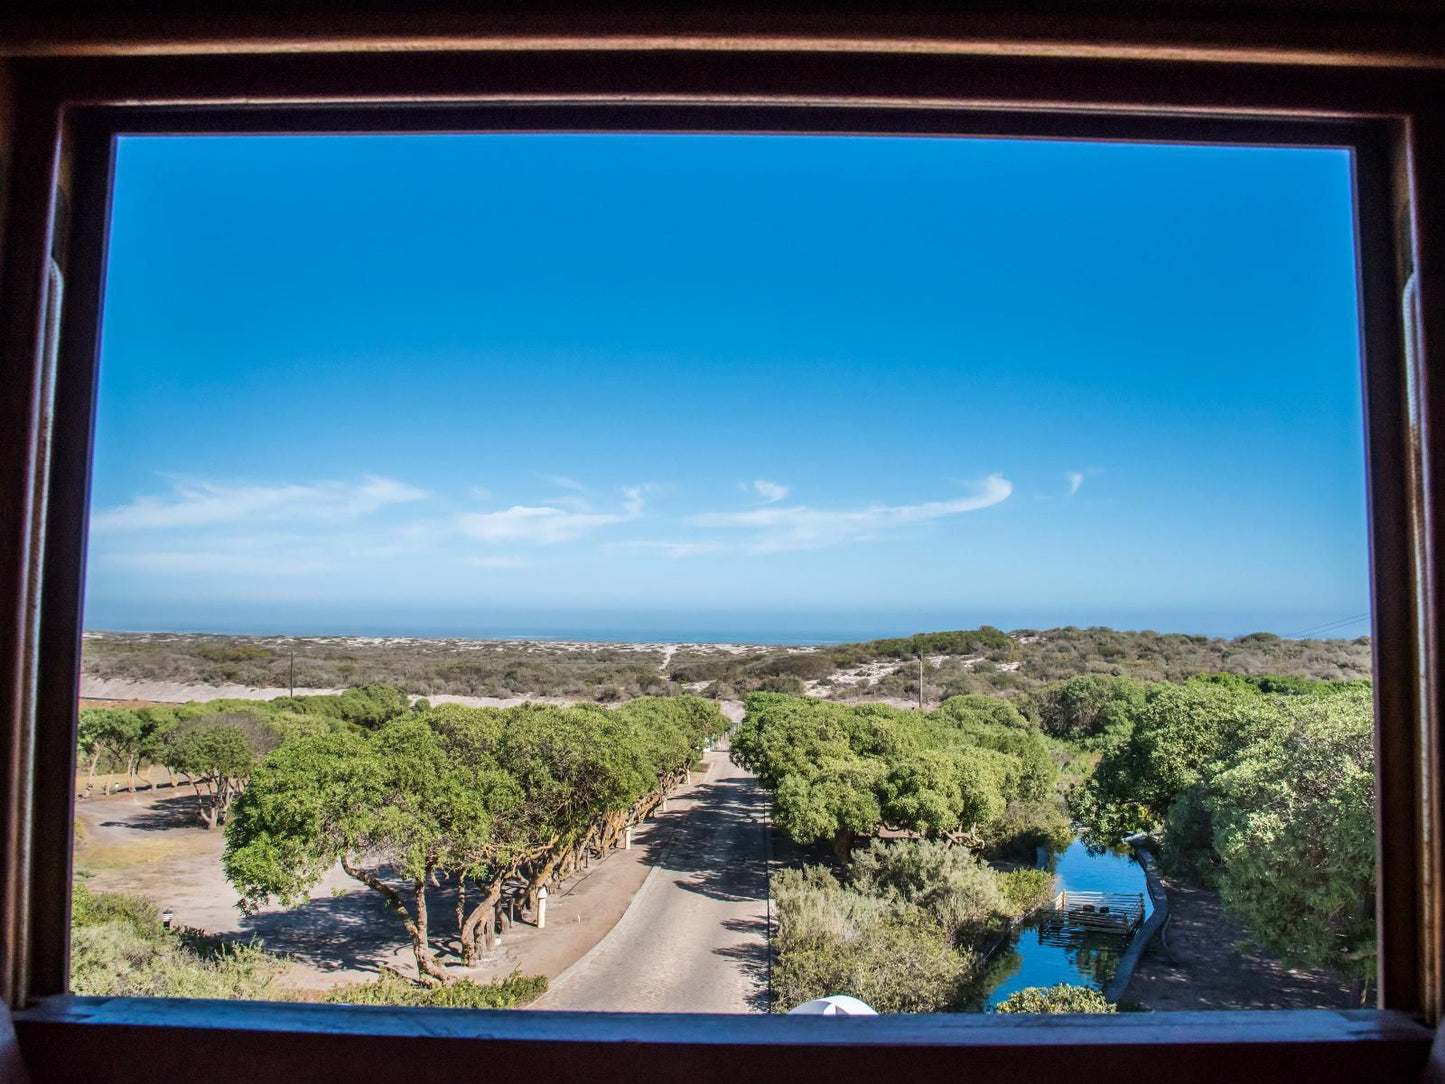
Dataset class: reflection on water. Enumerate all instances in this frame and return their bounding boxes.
[981,838,1153,1009]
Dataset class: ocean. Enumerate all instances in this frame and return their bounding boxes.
[79,603,1373,644]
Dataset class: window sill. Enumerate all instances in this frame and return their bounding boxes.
[12,996,1433,1083]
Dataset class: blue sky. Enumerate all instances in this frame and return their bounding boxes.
[84,133,1369,640]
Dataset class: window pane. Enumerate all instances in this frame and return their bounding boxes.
[73,132,1373,1014]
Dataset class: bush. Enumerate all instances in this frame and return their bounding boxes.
[70,883,290,1000]
[995,983,1115,1014]
[1023,675,1146,742]
[849,839,1013,944]
[1158,784,1219,886]
[322,970,547,1008]
[980,801,1073,862]
[757,674,806,695]
[996,869,1055,917]
[772,866,967,1013]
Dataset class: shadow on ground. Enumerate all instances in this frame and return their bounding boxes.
[715,915,772,1012]
[657,775,769,905]
[99,794,206,832]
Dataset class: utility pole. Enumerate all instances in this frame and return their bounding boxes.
[917,653,924,711]
[289,649,295,698]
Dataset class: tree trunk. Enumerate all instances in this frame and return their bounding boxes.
[340,856,449,984]
[458,878,505,965]
[189,776,209,826]
[831,828,854,868]
[525,841,564,911]
[214,777,236,826]
[599,810,627,852]
[126,753,138,794]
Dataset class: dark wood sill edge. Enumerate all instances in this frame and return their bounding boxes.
[10,998,1434,1083]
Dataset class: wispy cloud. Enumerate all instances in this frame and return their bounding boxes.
[536,473,590,493]
[612,539,730,559]
[466,555,530,569]
[92,474,428,532]
[690,474,1012,553]
[748,479,790,504]
[1065,468,1102,497]
[458,486,649,545]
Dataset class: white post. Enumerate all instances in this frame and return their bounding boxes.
[536,886,548,930]
[625,826,633,850]
[661,796,669,812]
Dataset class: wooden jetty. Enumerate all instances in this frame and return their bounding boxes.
[1039,890,1146,935]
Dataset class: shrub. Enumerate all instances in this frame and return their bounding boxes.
[980,801,1073,862]
[772,866,967,1013]
[322,970,547,1008]
[849,839,1013,945]
[995,983,1115,1014]
[757,674,806,695]
[996,868,1055,918]
[70,883,290,1000]
[1023,675,1146,742]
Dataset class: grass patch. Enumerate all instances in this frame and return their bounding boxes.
[322,970,547,1008]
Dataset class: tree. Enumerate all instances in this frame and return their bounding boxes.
[1075,682,1283,837]
[1023,674,1147,742]
[734,693,1053,861]
[881,749,1005,842]
[1074,679,1377,996]
[223,697,727,982]
[1208,693,1376,998]
[80,707,146,793]
[775,753,885,864]
[76,707,111,792]
[225,722,474,983]
[164,713,277,829]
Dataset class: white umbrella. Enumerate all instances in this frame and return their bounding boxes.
[786,995,878,1016]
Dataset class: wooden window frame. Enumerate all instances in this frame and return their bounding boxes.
[0,41,1443,1082]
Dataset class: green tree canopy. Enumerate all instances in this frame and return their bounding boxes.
[1209,692,1376,987]
[1023,674,1148,743]
[733,693,1055,860]
[225,695,727,981]
[1075,680,1376,988]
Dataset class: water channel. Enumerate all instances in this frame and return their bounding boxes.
[981,837,1155,1008]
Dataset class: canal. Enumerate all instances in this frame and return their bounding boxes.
[981,837,1154,1008]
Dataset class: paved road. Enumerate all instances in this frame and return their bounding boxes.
[532,749,770,1013]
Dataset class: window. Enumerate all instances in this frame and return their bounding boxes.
[74,131,1375,1018]
[1,27,1441,1080]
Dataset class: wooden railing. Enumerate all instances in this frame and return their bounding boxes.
[1043,890,1147,934]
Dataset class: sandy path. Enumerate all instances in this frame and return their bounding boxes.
[530,749,769,1013]
[79,675,583,710]
[80,676,737,713]
[1123,876,1353,1009]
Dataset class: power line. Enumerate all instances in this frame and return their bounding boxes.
[1285,614,1369,638]
[1282,613,1371,639]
